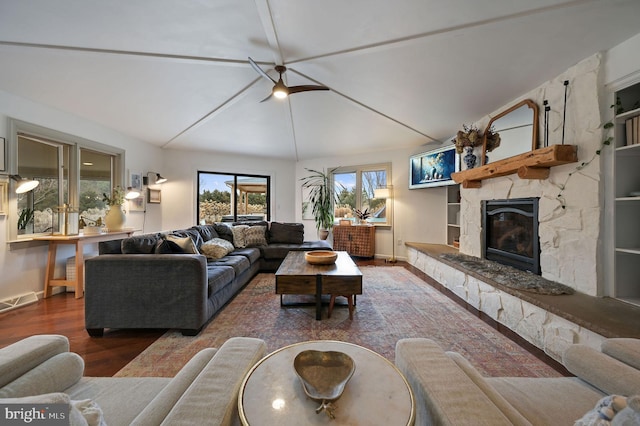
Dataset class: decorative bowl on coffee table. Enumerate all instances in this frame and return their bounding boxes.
[304,250,338,265]
[293,350,355,418]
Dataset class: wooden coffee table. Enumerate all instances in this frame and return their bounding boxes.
[238,340,415,425]
[275,251,362,320]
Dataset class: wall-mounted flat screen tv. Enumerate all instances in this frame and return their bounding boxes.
[409,145,459,189]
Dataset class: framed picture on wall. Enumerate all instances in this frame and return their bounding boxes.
[147,188,161,204]
[0,138,6,172]
[409,145,460,189]
[0,181,7,215]
[130,171,143,191]
[128,195,145,212]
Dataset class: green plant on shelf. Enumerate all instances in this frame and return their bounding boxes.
[556,98,623,209]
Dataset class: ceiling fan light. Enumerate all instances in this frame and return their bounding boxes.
[273,80,289,99]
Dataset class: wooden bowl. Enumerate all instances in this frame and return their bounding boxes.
[305,250,338,265]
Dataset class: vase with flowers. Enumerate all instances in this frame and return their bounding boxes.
[102,186,126,231]
[452,124,501,169]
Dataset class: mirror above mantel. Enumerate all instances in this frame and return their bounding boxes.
[481,99,539,166]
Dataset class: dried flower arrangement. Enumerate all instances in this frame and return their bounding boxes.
[451,124,501,154]
[102,186,126,206]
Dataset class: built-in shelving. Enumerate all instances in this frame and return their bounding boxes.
[612,82,640,306]
[446,185,460,249]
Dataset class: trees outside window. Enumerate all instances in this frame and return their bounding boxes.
[197,172,270,224]
[332,163,391,225]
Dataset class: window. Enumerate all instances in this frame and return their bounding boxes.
[9,119,124,239]
[197,171,270,224]
[333,163,391,226]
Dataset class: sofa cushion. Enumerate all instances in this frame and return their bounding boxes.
[191,225,219,242]
[121,235,160,254]
[268,222,304,244]
[228,247,261,264]
[601,338,640,370]
[231,225,249,248]
[213,223,234,244]
[166,235,199,254]
[245,225,268,247]
[200,238,235,260]
[0,352,84,398]
[206,266,236,296]
[208,255,251,277]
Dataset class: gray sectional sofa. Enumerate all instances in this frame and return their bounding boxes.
[85,221,330,336]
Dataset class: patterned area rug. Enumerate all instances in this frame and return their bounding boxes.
[115,266,560,378]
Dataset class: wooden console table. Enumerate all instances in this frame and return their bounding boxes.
[333,224,375,258]
[34,229,136,299]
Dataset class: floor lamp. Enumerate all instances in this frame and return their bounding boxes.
[374,185,396,263]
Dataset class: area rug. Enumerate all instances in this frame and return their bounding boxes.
[115,266,561,378]
[440,253,575,295]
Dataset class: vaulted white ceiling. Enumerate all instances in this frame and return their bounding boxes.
[1,0,639,161]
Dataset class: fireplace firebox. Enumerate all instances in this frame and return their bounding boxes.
[482,198,540,274]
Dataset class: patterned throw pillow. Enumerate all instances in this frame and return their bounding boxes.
[231,225,250,248]
[200,238,235,259]
[166,235,199,254]
[245,225,268,247]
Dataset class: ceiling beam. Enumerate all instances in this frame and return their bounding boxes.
[290,68,439,143]
[286,0,598,65]
[162,77,262,148]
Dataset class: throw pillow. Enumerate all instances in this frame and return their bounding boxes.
[245,225,268,247]
[121,235,159,254]
[269,222,304,244]
[0,393,102,426]
[200,238,235,260]
[154,237,184,254]
[213,223,235,244]
[231,225,250,248]
[166,235,199,254]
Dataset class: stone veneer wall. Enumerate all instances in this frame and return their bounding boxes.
[461,53,604,297]
[406,54,608,361]
[407,247,605,362]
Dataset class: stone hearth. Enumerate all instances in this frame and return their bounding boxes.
[407,243,606,363]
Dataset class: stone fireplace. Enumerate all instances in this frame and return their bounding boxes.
[482,198,540,274]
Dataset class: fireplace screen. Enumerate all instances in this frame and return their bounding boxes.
[482,198,540,274]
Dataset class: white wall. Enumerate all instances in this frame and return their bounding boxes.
[159,149,297,232]
[296,144,448,261]
[0,90,163,301]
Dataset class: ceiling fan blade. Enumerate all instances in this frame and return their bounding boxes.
[259,93,273,103]
[288,85,330,95]
[248,57,276,84]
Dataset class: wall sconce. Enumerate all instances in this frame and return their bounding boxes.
[10,175,39,194]
[374,185,396,263]
[125,187,141,199]
[143,172,167,186]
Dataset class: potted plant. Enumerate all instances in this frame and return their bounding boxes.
[452,124,500,169]
[353,208,371,225]
[301,168,338,240]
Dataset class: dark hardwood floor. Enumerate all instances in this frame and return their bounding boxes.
[0,258,567,377]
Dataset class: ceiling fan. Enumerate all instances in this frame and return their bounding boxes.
[248,57,329,102]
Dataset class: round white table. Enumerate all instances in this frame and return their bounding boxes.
[238,340,415,425]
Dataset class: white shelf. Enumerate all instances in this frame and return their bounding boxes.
[611,83,640,307]
[616,247,640,255]
[447,224,460,228]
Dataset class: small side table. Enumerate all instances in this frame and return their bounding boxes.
[332,224,376,258]
[34,229,136,299]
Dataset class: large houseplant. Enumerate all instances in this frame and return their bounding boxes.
[301,168,338,240]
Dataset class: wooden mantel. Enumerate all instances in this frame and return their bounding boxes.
[451,144,578,188]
